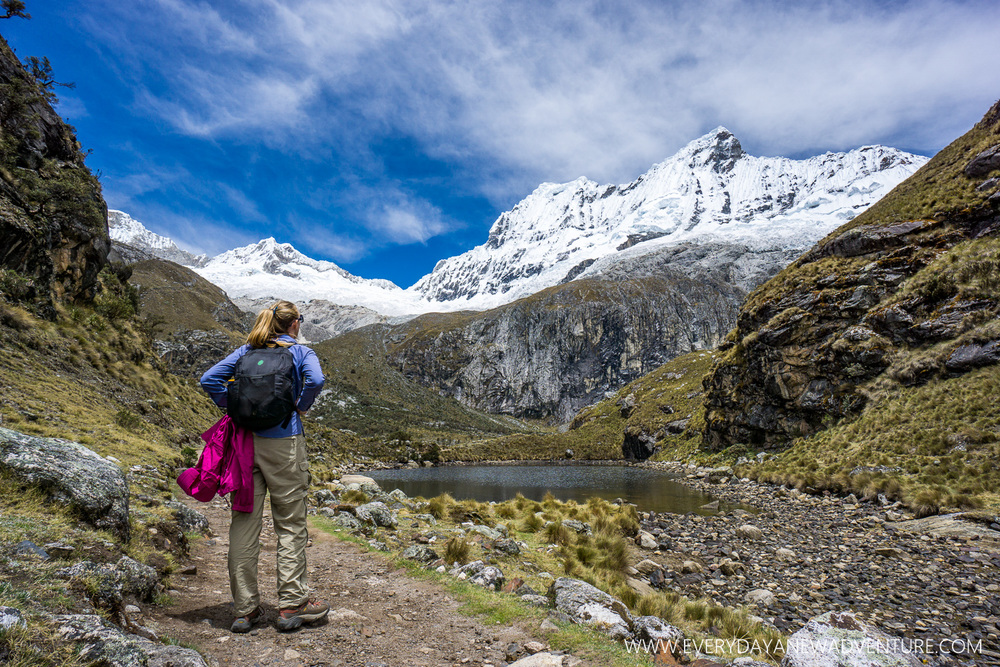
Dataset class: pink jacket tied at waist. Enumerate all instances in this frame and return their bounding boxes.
[177,416,255,512]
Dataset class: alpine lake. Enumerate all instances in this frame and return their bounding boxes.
[364,464,736,515]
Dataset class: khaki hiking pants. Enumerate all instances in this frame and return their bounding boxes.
[229,433,311,616]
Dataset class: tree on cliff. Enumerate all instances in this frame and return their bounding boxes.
[21,55,74,103]
[1,1,30,20]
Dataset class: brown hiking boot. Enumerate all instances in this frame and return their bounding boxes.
[276,598,329,631]
[231,606,263,633]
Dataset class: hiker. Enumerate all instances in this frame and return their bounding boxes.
[199,300,330,633]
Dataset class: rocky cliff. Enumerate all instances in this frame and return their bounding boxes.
[0,36,107,310]
[703,100,1000,450]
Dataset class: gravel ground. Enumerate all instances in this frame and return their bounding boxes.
[639,462,1000,666]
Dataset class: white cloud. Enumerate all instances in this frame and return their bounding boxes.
[91,0,1000,224]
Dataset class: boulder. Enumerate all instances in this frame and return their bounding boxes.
[493,538,522,556]
[0,606,25,630]
[55,614,206,667]
[736,524,765,541]
[354,501,397,528]
[388,488,409,503]
[312,489,338,505]
[561,519,592,535]
[781,610,922,666]
[745,589,776,607]
[964,144,1000,178]
[508,653,566,667]
[57,557,160,611]
[633,616,685,658]
[470,524,502,541]
[0,428,130,541]
[402,544,439,563]
[340,474,377,487]
[470,566,505,591]
[163,501,210,534]
[548,577,633,640]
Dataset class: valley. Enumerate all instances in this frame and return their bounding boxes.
[1,23,998,666]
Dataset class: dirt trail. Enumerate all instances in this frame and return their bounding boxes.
[148,497,565,667]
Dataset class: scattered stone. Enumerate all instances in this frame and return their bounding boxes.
[43,542,76,558]
[470,524,502,541]
[776,547,796,561]
[470,566,505,591]
[561,519,591,535]
[701,500,720,511]
[539,618,559,633]
[633,616,685,659]
[328,608,366,622]
[340,474,376,487]
[637,531,658,550]
[681,560,704,574]
[635,559,662,575]
[522,595,550,608]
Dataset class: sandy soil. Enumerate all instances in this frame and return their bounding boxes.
[147,497,574,667]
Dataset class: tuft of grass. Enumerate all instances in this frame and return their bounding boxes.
[444,536,471,565]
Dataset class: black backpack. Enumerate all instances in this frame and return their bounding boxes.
[227,345,297,431]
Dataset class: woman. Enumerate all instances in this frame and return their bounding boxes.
[199,300,329,633]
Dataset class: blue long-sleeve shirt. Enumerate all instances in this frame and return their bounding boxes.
[199,335,325,438]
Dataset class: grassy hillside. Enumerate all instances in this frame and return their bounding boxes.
[699,100,1000,512]
[309,324,538,449]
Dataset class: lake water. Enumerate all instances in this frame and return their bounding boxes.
[364,464,723,514]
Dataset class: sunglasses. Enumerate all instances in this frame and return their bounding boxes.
[297,315,304,322]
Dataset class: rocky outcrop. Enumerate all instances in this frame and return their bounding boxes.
[0,36,108,308]
[0,427,130,541]
[703,100,1000,449]
[389,271,742,421]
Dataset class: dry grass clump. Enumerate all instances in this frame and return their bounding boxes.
[426,493,455,520]
[444,536,471,565]
[340,489,370,505]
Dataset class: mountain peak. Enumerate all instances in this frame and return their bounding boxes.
[681,127,743,172]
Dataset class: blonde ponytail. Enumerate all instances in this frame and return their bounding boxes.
[246,300,299,348]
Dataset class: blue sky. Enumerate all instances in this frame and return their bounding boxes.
[3,0,999,288]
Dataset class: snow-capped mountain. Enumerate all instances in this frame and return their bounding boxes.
[194,238,423,317]
[108,210,206,266]
[108,128,926,318]
[409,128,927,307]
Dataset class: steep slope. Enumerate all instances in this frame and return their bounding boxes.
[0,35,107,310]
[124,253,252,378]
[410,129,925,309]
[701,100,1000,508]
[307,324,531,441]
[385,268,741,422]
